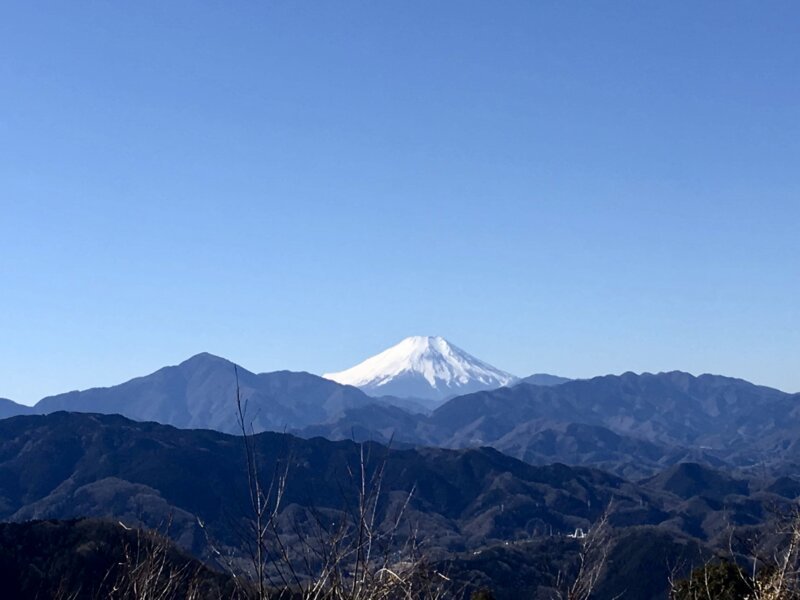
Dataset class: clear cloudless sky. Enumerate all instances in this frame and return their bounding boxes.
[1,1,798,404]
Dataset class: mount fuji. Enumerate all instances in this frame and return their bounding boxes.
[323,336,518,406]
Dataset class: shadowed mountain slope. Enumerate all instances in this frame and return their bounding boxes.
[0,413,797,599]
[0,412,657,556]
[0,519,236,600]
[641,462,749,501]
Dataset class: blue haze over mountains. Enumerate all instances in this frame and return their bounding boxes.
[3,339,799,479]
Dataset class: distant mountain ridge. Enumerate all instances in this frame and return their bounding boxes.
[3,354,798,477]
[518,373,572,386]
[0,399,31,420]
[323,336,518,405]
[0,346,562,435]
[33,353,379,433]
[298,370,800,476]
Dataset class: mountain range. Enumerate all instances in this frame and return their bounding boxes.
[302,370,800,477]
[1,341,798,478]
[1,340,799,598]
[29,352,384,433]
[1,336,532,423]
[1,411,797,598]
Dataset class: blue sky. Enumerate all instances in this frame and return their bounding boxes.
[1,1,798,403]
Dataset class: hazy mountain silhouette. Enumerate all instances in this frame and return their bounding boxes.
[34,353,380,433]
[518,373,572,386]
[0,398,31,420]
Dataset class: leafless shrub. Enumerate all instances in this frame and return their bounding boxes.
[670,504,800,600]
[747,506,800,600]
[107,525,204,600]
[52,577,81,600]
[551,503,618,600]
[225,366,453,600]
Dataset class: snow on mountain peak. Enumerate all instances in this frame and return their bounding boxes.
[323,336,517,404]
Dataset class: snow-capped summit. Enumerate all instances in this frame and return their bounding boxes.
[323,336,518,406]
